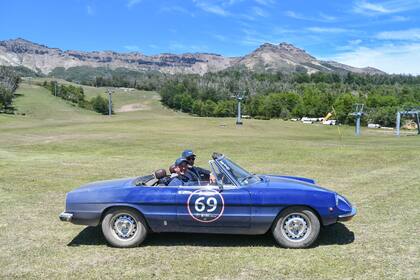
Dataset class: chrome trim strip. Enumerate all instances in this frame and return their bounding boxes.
[338,207,357,221]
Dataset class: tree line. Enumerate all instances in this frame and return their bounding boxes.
[42,81,112,115]
[159,69,420,127]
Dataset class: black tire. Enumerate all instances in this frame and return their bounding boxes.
[272,206,320,248]
[101,207,148,248]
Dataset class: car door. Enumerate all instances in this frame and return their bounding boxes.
[131,185,178,232]
[176,161,251,229]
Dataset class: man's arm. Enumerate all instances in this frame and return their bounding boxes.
[193,166,211,181]
[195,167,210,175]
[186,169,200,181]
[168,177,182,186]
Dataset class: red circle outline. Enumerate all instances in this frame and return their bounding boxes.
[186,189,225,223]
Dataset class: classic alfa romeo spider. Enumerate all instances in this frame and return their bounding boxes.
[59,153,356,248]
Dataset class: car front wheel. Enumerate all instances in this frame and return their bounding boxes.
[101,207,148,248]
[272,206,320,248]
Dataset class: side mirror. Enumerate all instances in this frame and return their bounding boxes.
[216,180,223,192]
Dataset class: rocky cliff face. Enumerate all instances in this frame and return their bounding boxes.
[0,38,234,75]
[0,38,384,75]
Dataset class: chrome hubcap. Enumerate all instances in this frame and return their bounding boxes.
[112,214,137,240]
[281,213,311,242]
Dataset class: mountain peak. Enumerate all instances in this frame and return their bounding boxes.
[258,42,276,48]
[0,38,52,54]
[254,42,315,60]
[278,42,299,49]
[3,38,48,48]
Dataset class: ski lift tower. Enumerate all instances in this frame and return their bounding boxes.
[349,103,364,136]
[107,88,114,116]
[233,93,244,125]
[396,108,420,136]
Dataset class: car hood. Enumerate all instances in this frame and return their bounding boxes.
[260,175,333,193]
[274,175,315,184]
[71,177,135,193]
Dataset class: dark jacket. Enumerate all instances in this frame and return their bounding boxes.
[168,174,194,186]
[186,166,211,182]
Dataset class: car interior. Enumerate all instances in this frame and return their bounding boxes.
[134,166,211,187]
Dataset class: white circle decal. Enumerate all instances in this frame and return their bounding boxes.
[187,189,225,223]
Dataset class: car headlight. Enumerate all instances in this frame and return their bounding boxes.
[336,194,352,212]
[336,194,349,205]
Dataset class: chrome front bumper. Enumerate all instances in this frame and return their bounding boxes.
[338,207,357,222]
[59,212,73,222]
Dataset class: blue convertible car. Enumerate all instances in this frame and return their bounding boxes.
[59,153,356,248]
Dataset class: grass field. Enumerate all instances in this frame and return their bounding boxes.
[0,81,419,279]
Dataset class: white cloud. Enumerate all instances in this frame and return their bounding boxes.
[285,10,336,22]
[376,28,420,41]
[253,6,269,17]
[328,43,420,75]
[160,6,195,16]
[354,1,391,14]
[254,0,274,6]
[349,39,363,45]
[222,0,243,6]
[319,13,336,22]
[127,0,142,8]
[285,10,307,20]
[353,0,420,16]
[307,27,350,33]
[193,1,231,16]
[335,39,363,51]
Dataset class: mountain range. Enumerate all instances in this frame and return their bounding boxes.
[0,38,384,75]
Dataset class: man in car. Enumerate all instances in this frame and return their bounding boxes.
[168,157,194,186]
[181,149,216,184]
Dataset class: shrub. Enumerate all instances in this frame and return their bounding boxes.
[90,95,111,115]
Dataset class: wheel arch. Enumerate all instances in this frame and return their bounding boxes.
[100,204,152,232]
[270,205,323,232]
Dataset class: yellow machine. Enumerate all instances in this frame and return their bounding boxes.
[323,112,333,122]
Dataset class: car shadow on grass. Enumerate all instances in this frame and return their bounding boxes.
[68,223,354,248]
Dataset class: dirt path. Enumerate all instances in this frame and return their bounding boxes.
[116,103,150,113]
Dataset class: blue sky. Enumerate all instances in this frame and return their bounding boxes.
[1,0,420,74]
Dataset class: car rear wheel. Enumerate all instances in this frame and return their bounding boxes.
[272,206,320,248]
[101,207,147,248]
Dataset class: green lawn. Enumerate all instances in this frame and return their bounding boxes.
[0,82,419,279]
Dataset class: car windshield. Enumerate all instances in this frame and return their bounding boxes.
[217,157,260,186]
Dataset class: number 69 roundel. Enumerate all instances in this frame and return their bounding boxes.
[187,189,225,223]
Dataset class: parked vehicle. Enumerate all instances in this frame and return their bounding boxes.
[59,153,356,248]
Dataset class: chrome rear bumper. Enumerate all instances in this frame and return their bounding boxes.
[338,207,357,222]
[59,212,73,222]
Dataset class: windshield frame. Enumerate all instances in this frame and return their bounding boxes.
[214,156,260,187]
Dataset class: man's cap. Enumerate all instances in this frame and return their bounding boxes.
[182,149,196,158]
[175,157,188,166]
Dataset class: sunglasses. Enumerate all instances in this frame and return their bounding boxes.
[186,156,196,161]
